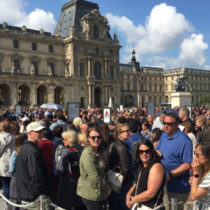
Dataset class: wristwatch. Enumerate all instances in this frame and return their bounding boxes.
[130,197,134,204]
[193,174,199,178]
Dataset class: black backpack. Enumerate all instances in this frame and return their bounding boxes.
[65,146,82,177]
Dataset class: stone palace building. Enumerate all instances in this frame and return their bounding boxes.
[0,0,209,108]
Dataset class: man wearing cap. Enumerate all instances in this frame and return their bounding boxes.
[16,121,51,210]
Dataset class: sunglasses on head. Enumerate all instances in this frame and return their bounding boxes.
[163,122,177,126]
[139,149,151,155]
[89,135,101,141]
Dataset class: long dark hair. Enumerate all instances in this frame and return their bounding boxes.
[197,142,210,183]
[136,140,160,168]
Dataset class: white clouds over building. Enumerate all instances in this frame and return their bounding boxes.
[106,3,209,69]
[0,0,56,33]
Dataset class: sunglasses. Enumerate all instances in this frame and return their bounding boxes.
[120,129,130,133]
[89,135,101,141]
[139,149,151,155]
[163,122,177,126]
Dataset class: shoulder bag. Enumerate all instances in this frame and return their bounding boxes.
[106,142,123,193]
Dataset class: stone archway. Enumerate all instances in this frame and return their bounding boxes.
[54,86,64,105]
[125,95,134,107]
[0,83,11,106]
[94,87,102,107]
[18,84,30,106]
[37,85,47,105]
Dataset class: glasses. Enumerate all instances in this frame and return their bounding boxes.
[139,149,151,155]
[120,129,130,133]
[163,122,177,126]
[194,151,205,158]
[89,135,101,141]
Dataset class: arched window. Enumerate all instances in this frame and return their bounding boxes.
[80,63,85,77]
[94,61,101,79]
[93,25,99,39]
[110,65,114,79]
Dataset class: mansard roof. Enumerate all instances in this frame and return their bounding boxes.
[0,23,51,37]
[54,0,98,37]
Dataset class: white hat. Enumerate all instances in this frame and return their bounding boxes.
[26,122,46,133]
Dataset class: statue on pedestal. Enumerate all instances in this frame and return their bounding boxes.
[174,74,187,92]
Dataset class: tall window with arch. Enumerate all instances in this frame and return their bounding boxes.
[80,63,85,77]
[110,65,114,79]
[94,61,101,79]
[93,25,99,39]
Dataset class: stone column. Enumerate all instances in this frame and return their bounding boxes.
[30,84,37,107]
[87,56,92,76]
[88,85,92,106]
[104,85,108,105]
[104,58,108,78]
[92,86,95,106]
[11,82,18,107]
[48,84,54,103]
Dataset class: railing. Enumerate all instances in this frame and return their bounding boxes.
[0,192,65,210]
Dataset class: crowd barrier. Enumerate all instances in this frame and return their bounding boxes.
[0,192,65,210]
[0,191,194,210]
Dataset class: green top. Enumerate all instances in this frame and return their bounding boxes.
[77,145,110,201]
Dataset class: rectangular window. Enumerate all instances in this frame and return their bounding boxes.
[49,63,54,75]
[32,42,37,51]
[49,45,53,53]
[13,40,19,48]
[32,61,38,74]
[80,97,85,108]
[14,59,20,72]
[80,63,84,77]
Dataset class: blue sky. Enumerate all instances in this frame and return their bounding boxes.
[1,0,210,70]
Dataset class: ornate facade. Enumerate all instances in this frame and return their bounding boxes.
[0,0,209,108]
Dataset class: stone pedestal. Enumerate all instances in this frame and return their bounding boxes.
[170,92,192,107]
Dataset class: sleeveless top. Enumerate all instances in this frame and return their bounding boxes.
[132,162,165,209]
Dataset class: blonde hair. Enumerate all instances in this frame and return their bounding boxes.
[78,132,88,146]
[196,115,207,125]
[73,117,83,128]
[62,130,78,145]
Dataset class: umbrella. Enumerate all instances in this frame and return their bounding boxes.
[40,103,63,110]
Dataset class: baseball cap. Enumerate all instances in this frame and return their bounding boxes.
[26,122,46,133]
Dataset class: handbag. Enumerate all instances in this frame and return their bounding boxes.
[106,143,123,193]
[107,168,123,193]
[131,203,153,210]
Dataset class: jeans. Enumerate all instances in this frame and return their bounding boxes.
[109,182,132,210]
[0,176,11,199]
[81,198,105,210]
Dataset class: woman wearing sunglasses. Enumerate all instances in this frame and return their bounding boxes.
[126,140,165,210]
[77,127,111,210]
[189,142,210,209]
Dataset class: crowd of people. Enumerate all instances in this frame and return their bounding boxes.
[0,105,209,210]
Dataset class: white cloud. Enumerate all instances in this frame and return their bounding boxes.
[175,34,208,68]
[106,3,209,69]
[0,0,56,33]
